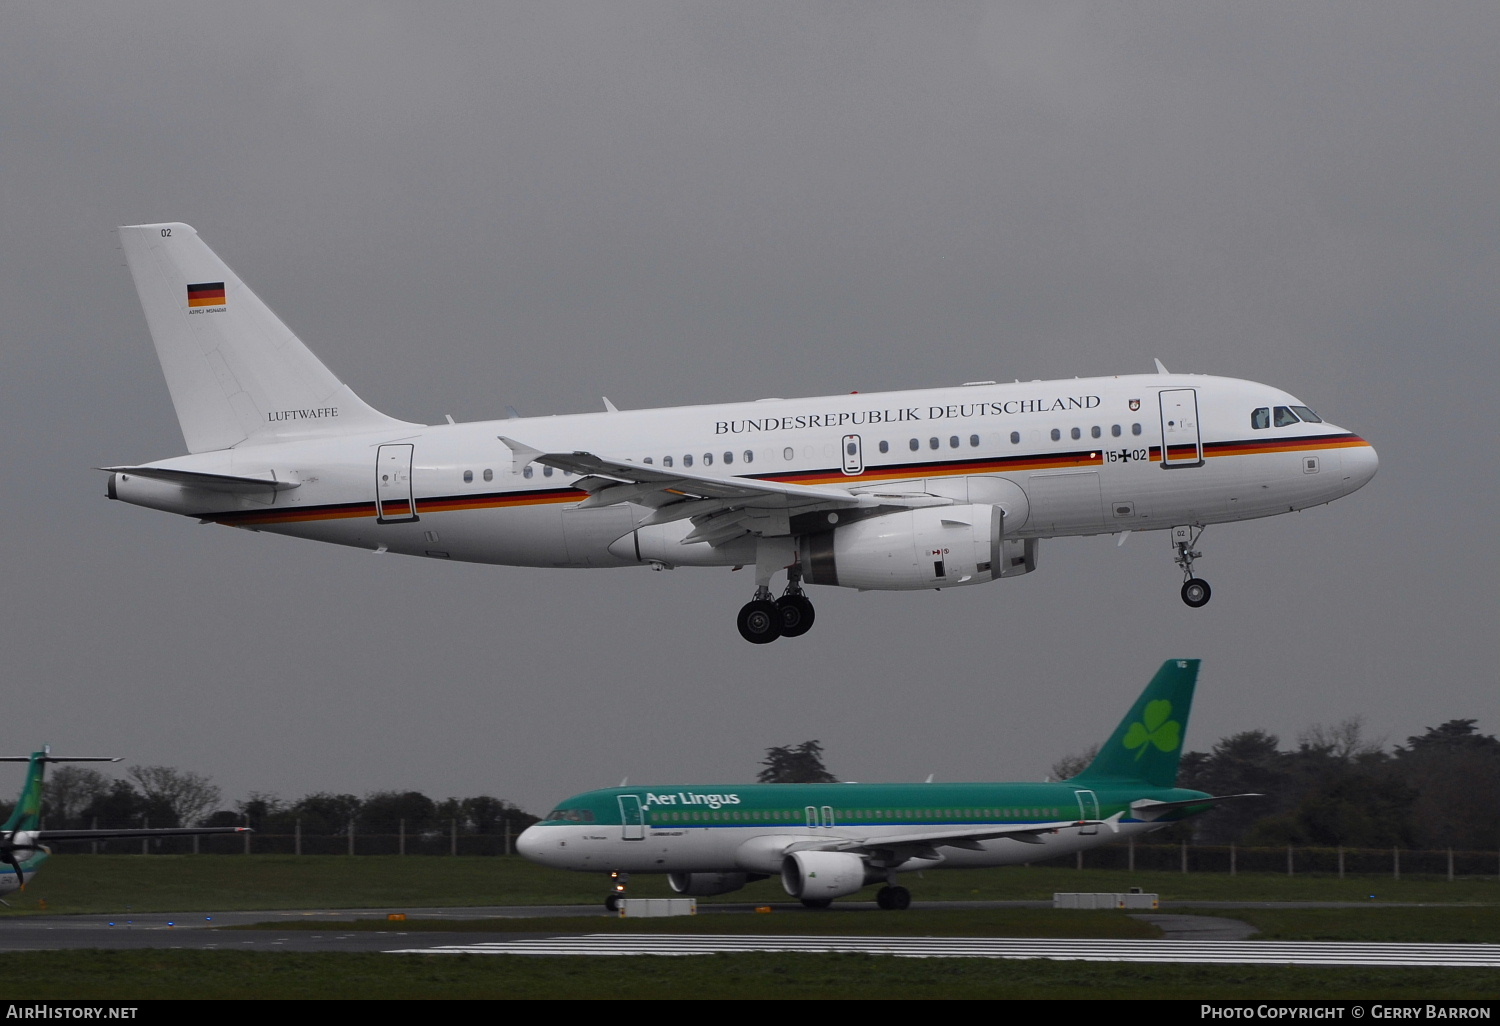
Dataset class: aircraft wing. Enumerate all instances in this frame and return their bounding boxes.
[787,816,1120,862]
[499,438,946,543]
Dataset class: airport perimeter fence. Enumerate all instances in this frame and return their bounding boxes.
[1037,838,1500,881]
[56,829,1500,880]
[64,822,521,857]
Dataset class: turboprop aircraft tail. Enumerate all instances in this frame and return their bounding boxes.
[1070,659,1200,789]
[0,749,119,835]
[117,222,418,453]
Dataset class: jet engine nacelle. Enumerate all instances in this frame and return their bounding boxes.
[798,504,1036,591]
[668,871,751,897]
[780,851,871,901]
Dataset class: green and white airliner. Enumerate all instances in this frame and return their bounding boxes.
[519,660,1249,909]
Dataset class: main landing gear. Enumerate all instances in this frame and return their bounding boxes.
[737,565,817,644]
[875,885,912,910]
[1172,525,1212,609]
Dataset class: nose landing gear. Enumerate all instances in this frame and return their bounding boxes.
[604,870,629,912]
[1172,525,1212,608]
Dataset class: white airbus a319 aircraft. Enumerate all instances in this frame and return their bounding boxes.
[107,223,1377,642]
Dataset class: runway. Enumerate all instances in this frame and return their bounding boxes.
[394,933,1500,968]
[0,903,1490,966]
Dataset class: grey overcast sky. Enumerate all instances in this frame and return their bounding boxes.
[2,3,1495,815]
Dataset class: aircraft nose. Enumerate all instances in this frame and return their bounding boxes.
[515,825,547,862]
[1342,440,1378,491]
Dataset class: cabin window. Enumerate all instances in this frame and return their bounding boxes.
[1111,424,1122,437]
[1091,426,1101,439]
[663,455,673,467]
[949,435,959,448]
[463,470,473,483]
[683,454,694,467]
[1070,427,1081,440]
[483,468,493,482]
[643,457,653,465]
[1131,423,1142,435]
[543,465,553,477]
[929,437,940,450]
[1010,431,1021,444]
[909,438,920,452]
[744,450,754,463]
[783,447,794,461]
[878,440,889,454]
[1274,406,1299,427]
[1050,428,1061,442]
[523,465,534,479]
[1291,405,1323,423]
[1251,408,1270,430]
[969,434,980,447]
[703,453,713,466]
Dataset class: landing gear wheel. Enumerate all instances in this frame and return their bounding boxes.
[876,886,911,910]
[1181,578,1212,608]
[604,893,622,912]
[800,898,832,909]
[737,600,782,644]
[775,594,815,638]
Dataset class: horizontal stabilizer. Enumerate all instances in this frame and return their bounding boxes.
[37,827,252,842]
[1130,794,1263,821]
[99,466,299,494]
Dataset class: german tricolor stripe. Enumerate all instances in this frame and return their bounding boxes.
[187,282,226,308]
[194,433,1372,528]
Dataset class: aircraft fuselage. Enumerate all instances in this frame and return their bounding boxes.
[110,373,1376,575]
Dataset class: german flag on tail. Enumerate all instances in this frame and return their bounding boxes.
[187,281,226,308]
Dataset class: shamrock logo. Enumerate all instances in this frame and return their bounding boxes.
[1123,700,1181,760]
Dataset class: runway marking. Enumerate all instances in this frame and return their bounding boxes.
[387,934,1500,967]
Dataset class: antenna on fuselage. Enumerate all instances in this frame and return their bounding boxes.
[1154,358,1170,374]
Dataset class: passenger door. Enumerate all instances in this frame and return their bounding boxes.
[1074,789,1100,836]
[1158,389,1203,468]
[618,795,645,841]
[375,444,418,522]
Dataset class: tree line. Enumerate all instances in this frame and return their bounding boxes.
[1,764,536,838]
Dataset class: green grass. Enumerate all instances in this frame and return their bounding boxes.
[5,855,1498,916]
[234,908,1163,938]
[1,950,1496,1001]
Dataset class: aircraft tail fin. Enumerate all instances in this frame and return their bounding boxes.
[1071,659,1200,789]
[117,222,418,454]
[1,750,121,835]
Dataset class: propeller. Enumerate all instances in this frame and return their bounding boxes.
[0,828,41,891]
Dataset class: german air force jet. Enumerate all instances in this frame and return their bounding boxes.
[0,748,249,901]
[519,660,1253,910]
[107,224,1377,643]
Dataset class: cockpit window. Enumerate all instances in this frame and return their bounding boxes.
[1251,408,1270,430]
[1290,405,1322,423]
[1274,406,1300,427]
[545,808,595,823]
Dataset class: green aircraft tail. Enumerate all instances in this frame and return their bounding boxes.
[2,751,47,835]
[1071,659,1200,789]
